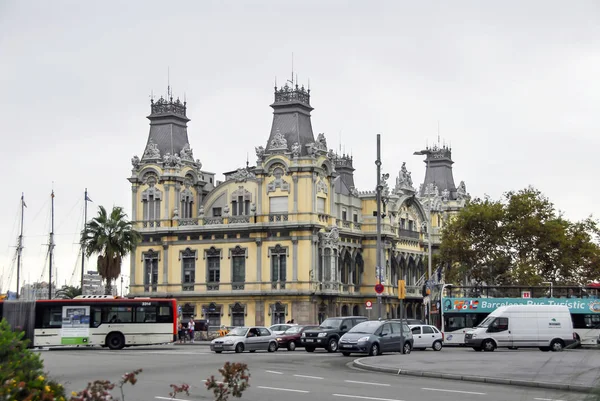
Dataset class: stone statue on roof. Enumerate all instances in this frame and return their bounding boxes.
[291,142,301,158]
[270,130,287,150]
[131,155,140,169]
[180,144,194,161]
[143,139,160,159]
[255,146,265,159]
[457,181,468,200]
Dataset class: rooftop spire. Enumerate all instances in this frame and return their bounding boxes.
[265,72,315,156]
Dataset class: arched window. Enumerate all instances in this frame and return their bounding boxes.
[180,188,194,219]
[141,184,162,224]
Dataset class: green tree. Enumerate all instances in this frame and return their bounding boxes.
[441,187,600,286]
[54,285,82,299]
[81,206,141,295]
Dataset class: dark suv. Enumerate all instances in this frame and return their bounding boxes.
[301,316,367,352]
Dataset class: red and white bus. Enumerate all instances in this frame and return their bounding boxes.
[0,296,177,349]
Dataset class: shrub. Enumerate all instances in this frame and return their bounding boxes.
[0,318,67,400]
[205,362,250,401]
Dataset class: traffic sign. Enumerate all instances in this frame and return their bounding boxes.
[521,291,531,298]
[365,300,373,310]
[375,283,384,294]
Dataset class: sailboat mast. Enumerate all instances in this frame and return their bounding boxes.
[81,188,88,291]
[16,193,25,299]
[48,190,55,300]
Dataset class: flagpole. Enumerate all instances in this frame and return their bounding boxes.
[16,193,25,299]
[81,188,88,291]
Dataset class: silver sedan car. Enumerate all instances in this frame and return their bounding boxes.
[210,326,279,353]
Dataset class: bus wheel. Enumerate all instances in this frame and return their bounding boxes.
[106,332,125,350]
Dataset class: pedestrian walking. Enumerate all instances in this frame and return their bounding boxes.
[188,316,195,343]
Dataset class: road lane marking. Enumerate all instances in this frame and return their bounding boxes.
[155,397,188,401]
[534,398,565,401]
[422,387,486,395]
[333,394,403,401]
[257,386,310,393]
[294,374,324,380]
[266,370,284,375]
[344,380,390,387]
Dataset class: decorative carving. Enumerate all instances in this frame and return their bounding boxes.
[317,179,328,194]
[195,159,203,171]
[317,133,327,149]
[457,181,469,201]
[230,168,256,183]
[180,144,194,161]
[291,142,301,158]
[198,205,204,217]
[274,82,310,104]
[441,189,450,202]
[142,139,161,159]
[131,155,140,169]
[395,162,415,193]
[424,182,439,197]
[319,225,340,249]
[269,130,288,150]
[327,149,337,162]
[349,187,359,197]
[250,203,256,214]
[151,96,187,117]
[223,205,230,216]
[267,178,290,193]
[255,146,266,160]
[162,152,182,168]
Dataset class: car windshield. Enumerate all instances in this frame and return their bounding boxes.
[477,316,496,328]
[319,319,342,329]
[226,327,248,336]
[348,321,380,334]
[283,326,302,334]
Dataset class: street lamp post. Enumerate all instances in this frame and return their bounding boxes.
[414,150,433,324]
[375,134,383,320]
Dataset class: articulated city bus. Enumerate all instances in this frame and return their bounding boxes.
[430,284,600,346]
[0,296,177,349]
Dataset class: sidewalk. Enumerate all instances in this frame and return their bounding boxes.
[352,348,600,394]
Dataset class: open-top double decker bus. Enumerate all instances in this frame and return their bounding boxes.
[430,284,600,346]
[0,296,177,349]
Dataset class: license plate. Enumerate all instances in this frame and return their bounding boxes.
[341,344,352,348]
[214,344,223,348]
[305,339,314,343]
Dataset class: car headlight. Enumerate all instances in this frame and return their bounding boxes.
[318,332,327,337]
[357,336,370,343]
[301,332,306,337]
[471,334,477,338]
[277,338,282,341]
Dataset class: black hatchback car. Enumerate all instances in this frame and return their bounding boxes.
[301,316,367,352]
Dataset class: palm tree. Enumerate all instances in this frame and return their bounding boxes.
[55,285,82,299]
[81,206,141,295]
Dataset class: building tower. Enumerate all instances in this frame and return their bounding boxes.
[128,93,214,292]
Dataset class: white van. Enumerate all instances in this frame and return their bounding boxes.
[464,305,576,352]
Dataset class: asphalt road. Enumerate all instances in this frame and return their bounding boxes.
[40,346,593,401]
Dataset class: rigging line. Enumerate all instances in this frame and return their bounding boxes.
[56,197,83,233]
[22,197,51,236]
[4,198,22,262]
[69,251,81,286]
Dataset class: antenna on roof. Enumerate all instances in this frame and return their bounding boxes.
[246,153,249,168]
[437,120,440,144]
[167,67,171,98]
[288,53,294,86]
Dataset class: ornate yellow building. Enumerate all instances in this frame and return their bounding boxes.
[127,81,470,327]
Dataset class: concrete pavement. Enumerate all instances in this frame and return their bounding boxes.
[39,345,596,401]
[353,347,600,394]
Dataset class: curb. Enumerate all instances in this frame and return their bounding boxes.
[352,358,596,394]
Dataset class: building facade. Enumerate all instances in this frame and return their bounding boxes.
[127,80,469,327]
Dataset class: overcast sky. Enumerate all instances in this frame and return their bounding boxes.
[1,0,598,293]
